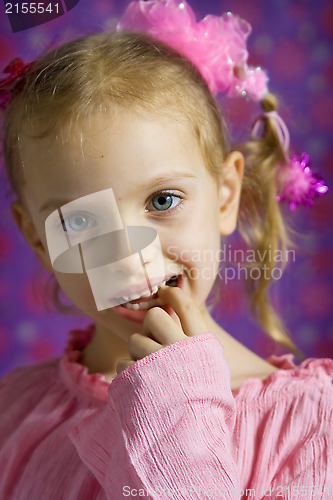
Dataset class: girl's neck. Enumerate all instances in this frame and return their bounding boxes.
[80,323,129,381]
[203,311,279,389]
[80,309,278,388]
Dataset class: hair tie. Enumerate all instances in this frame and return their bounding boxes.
[252,111,290,153]
[250,110,328,210]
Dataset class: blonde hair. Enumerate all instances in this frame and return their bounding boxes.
[2,31,302,356]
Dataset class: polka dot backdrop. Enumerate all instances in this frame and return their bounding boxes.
[0,0,332,377]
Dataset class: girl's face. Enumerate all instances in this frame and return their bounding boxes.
[15,109,243,340]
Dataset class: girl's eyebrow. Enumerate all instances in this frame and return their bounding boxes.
[38,173,197,213]
[136,172,197,192]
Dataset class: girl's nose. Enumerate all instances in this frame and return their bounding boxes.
[84,226,165,311]
[81,225,164,282]
[81,228,131,270]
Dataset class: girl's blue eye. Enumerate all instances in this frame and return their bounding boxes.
[153,194,173,211]
[63,213,95,233]
[148,192,182,212]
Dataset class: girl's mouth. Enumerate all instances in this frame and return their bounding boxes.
[111,274,183,323]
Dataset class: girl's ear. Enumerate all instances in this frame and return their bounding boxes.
[218,151,244,235]
[11,201,54,273]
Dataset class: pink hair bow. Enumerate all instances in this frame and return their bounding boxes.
[117,0,268,101]
[252,111,328,210]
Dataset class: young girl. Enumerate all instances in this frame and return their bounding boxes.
[0,1,332,498]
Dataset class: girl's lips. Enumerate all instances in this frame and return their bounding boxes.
[111,273,180,304]
[111,274,184,323]
[112,301,171,323]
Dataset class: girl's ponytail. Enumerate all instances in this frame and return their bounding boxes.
[236,93,304,357]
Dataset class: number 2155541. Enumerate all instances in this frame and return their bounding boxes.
[5,3,60,14]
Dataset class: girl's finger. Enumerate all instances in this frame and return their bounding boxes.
[158,286,208,337]
[115,359,135,374]
[128,332,164,360]
[142,307,187,345]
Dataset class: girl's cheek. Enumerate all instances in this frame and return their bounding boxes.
[55,273,94,306]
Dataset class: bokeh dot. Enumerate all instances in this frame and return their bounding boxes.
[272,41,307,80]
[298,283,333,318]
[319,4,333,36]
[298,23,316,44]
[297,325,316,347]
[306,137,328,157]
[307,74,328,94]
[310,95,333,129]
[311,43,331,65]
[16,321,38,344]
[253,35,274,55]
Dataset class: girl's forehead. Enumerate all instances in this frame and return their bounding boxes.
[24,107,195,158]
[20,110,207,210]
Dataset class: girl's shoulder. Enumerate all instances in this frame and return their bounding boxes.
[232,352,333,404]
[0,356,60,402]
[0,356,59,384]
[0,357,63,445]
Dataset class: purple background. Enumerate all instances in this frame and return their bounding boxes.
[0,0,332,376]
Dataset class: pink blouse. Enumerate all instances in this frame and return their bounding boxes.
[0,325,332,499]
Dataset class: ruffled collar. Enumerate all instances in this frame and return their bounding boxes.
[59,325,333,403]
[59,324,110,403]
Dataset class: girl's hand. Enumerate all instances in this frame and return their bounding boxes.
[116,286,208,374]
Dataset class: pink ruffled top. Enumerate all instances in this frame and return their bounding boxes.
[0,325,332,499]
